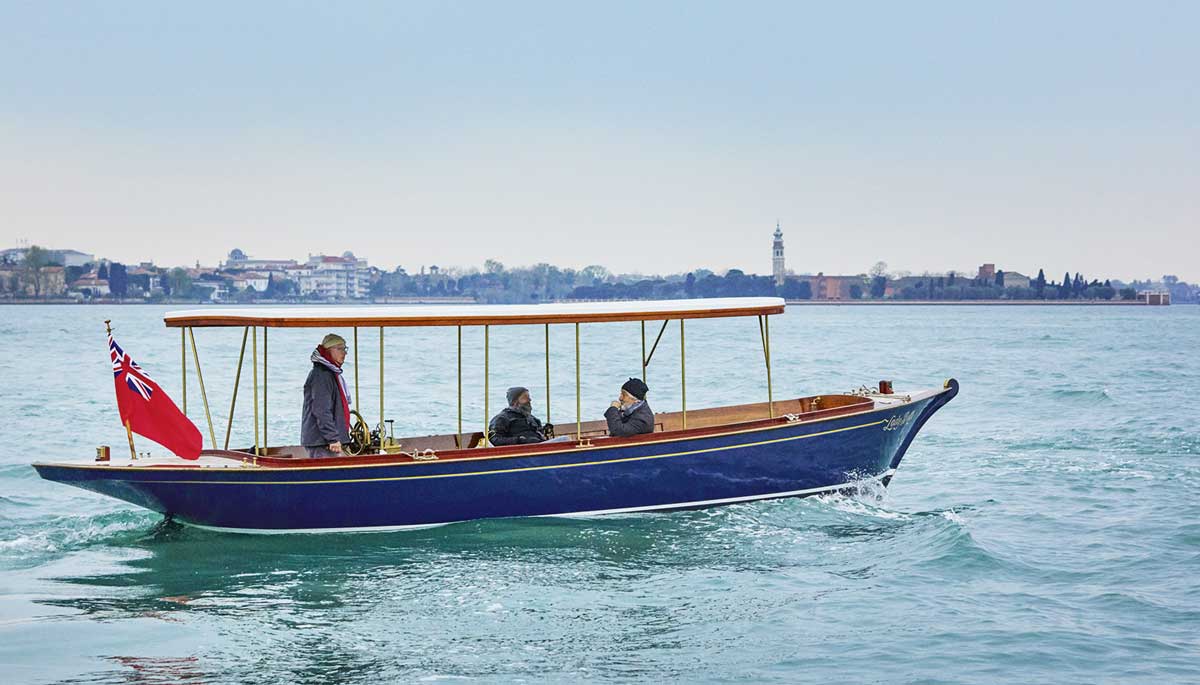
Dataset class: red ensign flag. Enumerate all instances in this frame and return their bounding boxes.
[109,334,202,459]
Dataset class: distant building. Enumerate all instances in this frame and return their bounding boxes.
[194,274,230,302]
[977,263,996,283]
[127,266,161,293]
[3,265,68,297]
[40,266,67,296]
[50,249,94,267]
[0,247,93,267]
[806,272,864,300]
[230,272,269,292]
[299,252,370,299]
[70,276,110,297]
[1138,291,1170,305]
[1003,271,1031,289]
[221,248,299,273]
[772,223,786,286]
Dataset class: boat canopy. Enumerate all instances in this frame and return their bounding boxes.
[164,297,785,328]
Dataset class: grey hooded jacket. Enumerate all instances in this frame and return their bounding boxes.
[603,400,655,437]
[301,363,351,447]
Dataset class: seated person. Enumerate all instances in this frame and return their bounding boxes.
[604,378,654,437]
[488,386,548,445]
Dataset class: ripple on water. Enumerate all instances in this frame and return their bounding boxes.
[3,305,1200,684]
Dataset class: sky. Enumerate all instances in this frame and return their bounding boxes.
[1,1,1197,281]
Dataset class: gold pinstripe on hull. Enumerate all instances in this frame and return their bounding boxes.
[98,418,888,486]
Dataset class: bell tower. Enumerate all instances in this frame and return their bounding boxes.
[772,222,785,286]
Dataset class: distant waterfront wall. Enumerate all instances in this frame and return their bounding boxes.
[783,299,1149,306]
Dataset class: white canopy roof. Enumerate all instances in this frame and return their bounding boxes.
[164,297,785,328]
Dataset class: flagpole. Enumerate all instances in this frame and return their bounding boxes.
[124,420,137,460]
[106,320,137,460]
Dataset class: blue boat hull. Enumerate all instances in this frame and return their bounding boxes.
[34,381,957,532]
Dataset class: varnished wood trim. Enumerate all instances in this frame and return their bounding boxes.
[163,305,786,329]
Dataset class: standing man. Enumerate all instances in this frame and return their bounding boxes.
[301,333,351,458]
[604,378,654,437]
[488,386,548,445]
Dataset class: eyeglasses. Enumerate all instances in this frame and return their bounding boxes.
[331,346,348,353]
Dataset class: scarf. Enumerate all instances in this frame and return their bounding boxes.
[621,400,645,417]
[312,346,351,428]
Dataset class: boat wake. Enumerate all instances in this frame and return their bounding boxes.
[0,510,158,567]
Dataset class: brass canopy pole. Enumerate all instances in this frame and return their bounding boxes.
[252,326,260,456]
[680,319,687,430]
[483,325,490,446]
[353,327,360,411]
[545,323,551,425]
[263,327,268,450]
[764,315,774,418]
[457,325,463,443]
[187,327,218,450]
[379,327,385,430]
[575,322,581,441]
[641,320,647,382]
[181,328,187,415]
[223,326,249,450]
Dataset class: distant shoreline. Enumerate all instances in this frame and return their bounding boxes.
[0,298,1168,307]
[0,297,476,306]
[783,299,1151,306]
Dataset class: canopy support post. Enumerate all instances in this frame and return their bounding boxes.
[575,322,581,441]
[187,327,217,450]
[379,327,385,431]
[353,327,360,410]
[252,326,260,455]
[483,325,490,446]
[181,328,187,415]
[224,326,249,450]
[263,327,268,450]
[457,325,463,445]
[758,315,774,418]
[641,321,646,382]
[545,323,551,425]
[680,319,687,430]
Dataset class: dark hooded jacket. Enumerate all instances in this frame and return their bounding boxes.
[488,407,546,445]
[301,362,351,447]
[604,400,655,437]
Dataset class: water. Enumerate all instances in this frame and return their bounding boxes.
[2,304,1198,683]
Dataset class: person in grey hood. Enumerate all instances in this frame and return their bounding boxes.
[604,377,654,437]
[301,333,352,457]
[488,386,548,446]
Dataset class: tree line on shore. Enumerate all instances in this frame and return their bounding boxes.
[3,246,1193,303]
[375,262,1153,303]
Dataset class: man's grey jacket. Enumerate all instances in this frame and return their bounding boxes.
[302,363,350,447]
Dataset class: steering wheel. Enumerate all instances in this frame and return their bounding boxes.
[346,409,371,455]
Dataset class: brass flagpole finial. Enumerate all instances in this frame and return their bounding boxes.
[104,319,113,335]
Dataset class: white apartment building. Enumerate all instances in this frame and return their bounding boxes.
[298,253,370,300]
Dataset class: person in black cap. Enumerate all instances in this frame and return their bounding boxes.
[487,386,549,446]
[604,377,655,437]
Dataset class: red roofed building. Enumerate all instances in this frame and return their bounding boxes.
[299,252,370,300]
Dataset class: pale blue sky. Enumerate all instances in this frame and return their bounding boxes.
[2,2,1197,280]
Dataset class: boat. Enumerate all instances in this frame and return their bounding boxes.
[33,297,958,533]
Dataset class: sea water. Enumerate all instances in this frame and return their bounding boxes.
[1,304,1197,684]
